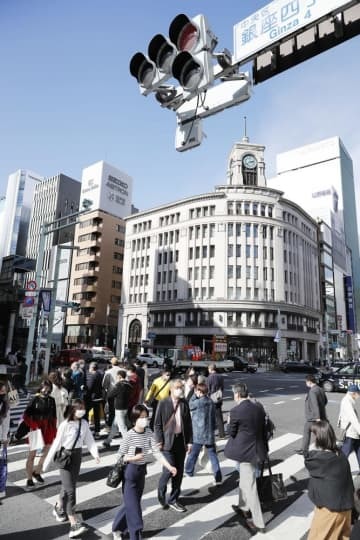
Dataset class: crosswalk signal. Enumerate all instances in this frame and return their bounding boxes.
[169,14,217,94]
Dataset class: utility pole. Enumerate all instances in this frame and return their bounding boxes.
[24,201,92,383]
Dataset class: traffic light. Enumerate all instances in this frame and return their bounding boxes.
[129,14,217,99]
[169,14,217,94]
[68,301,81,313]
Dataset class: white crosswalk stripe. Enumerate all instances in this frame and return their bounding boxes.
[5,431,359,540]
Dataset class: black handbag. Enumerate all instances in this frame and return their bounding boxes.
[54,420,82,469]
[256,458,287,503]
[106,456,126,488]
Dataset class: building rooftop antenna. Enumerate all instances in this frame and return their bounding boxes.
[242,116,249,143]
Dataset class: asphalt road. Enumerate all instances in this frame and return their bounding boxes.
[3,369,357,540]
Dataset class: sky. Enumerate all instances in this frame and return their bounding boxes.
[0,0,359,213]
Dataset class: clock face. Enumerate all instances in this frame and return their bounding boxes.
[243,154,257,169]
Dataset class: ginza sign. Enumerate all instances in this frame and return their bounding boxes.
[233,0,354,64]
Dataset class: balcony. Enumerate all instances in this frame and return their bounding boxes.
[265,322,277,329]
[227,321,244,328]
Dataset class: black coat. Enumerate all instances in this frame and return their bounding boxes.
[154,397,193,451]
[224,399,267,464]
[305,450,354,511]
[107,380,132,410]
[85,371,103,401]
[305,385,327,421]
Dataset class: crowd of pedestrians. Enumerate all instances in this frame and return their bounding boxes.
[2,358,360,539]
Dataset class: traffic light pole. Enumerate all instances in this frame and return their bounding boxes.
[43,244,78,375]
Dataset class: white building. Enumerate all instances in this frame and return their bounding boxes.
[118,139,321,363]
[268,137,360,334]
[0,169,43,271]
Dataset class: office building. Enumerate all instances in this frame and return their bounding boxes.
[0,170,43,271]
[269,137,360,334]
[65,161,132,349]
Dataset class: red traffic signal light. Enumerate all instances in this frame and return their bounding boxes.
[169,14,199,52]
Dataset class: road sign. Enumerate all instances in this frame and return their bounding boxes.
[21,306,34,319]
[23,296,35,307]
[26,280,37,291]
[233,0,352,64]
[147,332,157,339]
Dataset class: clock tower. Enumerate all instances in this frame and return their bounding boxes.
[227,136,266,188]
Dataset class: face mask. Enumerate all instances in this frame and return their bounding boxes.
[137,417,149,429]
[173,388,184,398]
[75,409,86,419]
[41,389,50,396]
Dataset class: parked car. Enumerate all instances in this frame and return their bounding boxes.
[280,361,318,374]
[91,347,114,363]
[319,362,360,392]
[136,353,163,368]
[225,355,257,373]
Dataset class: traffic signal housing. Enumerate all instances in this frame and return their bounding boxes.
[169,14,217,94]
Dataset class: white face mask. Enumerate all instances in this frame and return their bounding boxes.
[137,417,148,429]
[75,409,86,419]
[173,388,184,399]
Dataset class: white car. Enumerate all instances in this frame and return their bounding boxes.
[136,353,163,368]
[91,347,114,363]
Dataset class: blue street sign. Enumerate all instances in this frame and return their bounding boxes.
[147,332,156,339]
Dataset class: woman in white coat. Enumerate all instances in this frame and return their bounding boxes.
[43,399,100,538]
[0,381,10,502]
[338,383,360,468]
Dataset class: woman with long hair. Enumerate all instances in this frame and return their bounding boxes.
[23,379,57,489]
[49,370,69,427]
[43,399,100,538]
[112,404,177,540]
[305,420,354,540]
[0,381,10,503]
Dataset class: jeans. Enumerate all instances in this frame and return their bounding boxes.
[106,409,128,443]
[215,403,225,438]
[342,437,360,468]
[185,443,222,483]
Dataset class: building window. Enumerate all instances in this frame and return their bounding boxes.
[236,266,241,279]
[228,244,233,257]
[246,245,251,257]
[228,265,234,278]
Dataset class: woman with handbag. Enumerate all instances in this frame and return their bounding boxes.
[23,379,57,489]
[338,384,360,468]
[0,382,10,503]
[49,371,69,427]
[305,420,354,540]
[112,404,177,540]
[43,399,100,538]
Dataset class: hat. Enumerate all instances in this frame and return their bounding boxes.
[111,357,119,365]
[348,384,360,393]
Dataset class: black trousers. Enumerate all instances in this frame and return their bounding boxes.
[113,463,146,540]
[85,399,102,433]
[158,434,186,504]
[59,448,82,516]
[215,402,225,438]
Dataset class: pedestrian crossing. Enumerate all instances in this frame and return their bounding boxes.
[6,430,359,539]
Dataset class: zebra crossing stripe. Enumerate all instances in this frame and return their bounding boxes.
[86,433,302,536]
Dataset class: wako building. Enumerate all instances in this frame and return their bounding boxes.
[118,139,321,363]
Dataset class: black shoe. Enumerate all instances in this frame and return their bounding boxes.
[232,505,251,519]
[102,441,111,449]
[158,492,168,509]
[26,479,35,489]
[168,501,187,513]
[33,472,45,483]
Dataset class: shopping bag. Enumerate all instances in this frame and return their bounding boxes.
[28,428,44,451]
[0,444,8,495]
[256,459,287,503]
[106,456,126,488]
[7,380,19,408]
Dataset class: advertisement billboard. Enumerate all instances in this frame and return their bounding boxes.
[344,275,356,333]
[80,161,133,219]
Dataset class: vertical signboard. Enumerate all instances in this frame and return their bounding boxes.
[344,275,356,332]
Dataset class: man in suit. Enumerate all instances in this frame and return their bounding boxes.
[154,378,193,513]
[297,374,328,456]
[224,383,266,533]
